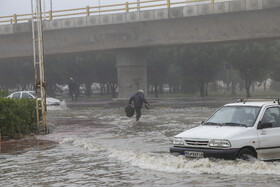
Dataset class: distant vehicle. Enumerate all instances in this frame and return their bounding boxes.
[7,91,61,106]
[170,99,280,161]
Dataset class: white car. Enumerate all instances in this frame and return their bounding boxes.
[170,99,280,160]
[7,91,61,106]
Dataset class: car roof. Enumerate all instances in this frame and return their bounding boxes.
[11,91,34,93]
[225,101,279,107]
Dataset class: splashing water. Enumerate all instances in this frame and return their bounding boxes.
[63,137,280,176]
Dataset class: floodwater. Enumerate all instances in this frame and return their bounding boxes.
[1,99,280,186]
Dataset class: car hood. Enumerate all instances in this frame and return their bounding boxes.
[46,97,61,104]
[175,125,247,140]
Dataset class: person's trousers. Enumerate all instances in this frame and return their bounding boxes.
[135,107,142,120]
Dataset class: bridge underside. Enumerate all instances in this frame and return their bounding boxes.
[0,4,280,98]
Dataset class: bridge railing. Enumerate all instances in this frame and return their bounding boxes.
[0,0,212,24]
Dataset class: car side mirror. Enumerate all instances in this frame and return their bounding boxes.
[201,120,204,124]
[257,122,273,130]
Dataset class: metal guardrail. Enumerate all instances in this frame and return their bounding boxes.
[0,0,213,24]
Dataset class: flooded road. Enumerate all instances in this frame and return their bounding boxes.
[1,99,280,186]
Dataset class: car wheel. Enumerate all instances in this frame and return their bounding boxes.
[237,148,256,161]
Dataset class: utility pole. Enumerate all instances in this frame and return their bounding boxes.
[31,0,48,134]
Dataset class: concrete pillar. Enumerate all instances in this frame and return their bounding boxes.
[115,48,148,99]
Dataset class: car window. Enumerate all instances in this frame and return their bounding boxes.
[12,93,21,98]
[205,106,261,127]
[261,107,280,128]
[22,93,33,99]
[29,91,41,98]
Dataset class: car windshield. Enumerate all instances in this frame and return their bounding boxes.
[204,106,261,127]
[29,91,41,98]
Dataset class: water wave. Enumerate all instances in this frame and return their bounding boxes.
[47,100,68,111]
[62,137,280,176]
[62,137,106,152]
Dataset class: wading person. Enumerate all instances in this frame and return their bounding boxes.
[68,77,77,102]
[128,89,149,121]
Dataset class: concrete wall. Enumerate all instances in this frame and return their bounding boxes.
[115,49,148,98]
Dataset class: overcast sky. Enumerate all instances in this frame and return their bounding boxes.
[0,0,229,17]
[0,0,140,16]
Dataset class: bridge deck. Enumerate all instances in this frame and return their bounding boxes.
[0,0,279,35]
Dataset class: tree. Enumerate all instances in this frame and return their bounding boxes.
[269,41,280,85]
[94,54,118,98]
[226,42,274,97]
[179,45,223,97]
[167,63,182,93]
[74,54,96,96]
[45,55,68,96]
[0,58,33,91]
[147,48,172,97]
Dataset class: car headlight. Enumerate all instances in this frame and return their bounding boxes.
[209,140,231,148]
[173,137,184,145]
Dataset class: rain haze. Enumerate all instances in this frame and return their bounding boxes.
[1,0,280,186]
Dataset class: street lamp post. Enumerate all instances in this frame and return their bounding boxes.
[50,0,52,12]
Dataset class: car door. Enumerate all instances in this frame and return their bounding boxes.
[257,106,280,160]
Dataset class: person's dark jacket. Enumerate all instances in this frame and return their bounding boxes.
[129,92,148,108]
[68,81,76,95]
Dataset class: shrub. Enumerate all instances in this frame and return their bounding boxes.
[0,89,8,98]
[0,98,40,140]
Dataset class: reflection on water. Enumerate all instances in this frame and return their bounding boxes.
[0,138,57,154]
[1,102,280,186]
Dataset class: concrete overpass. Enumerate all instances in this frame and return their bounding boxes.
[0,0,280,98]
